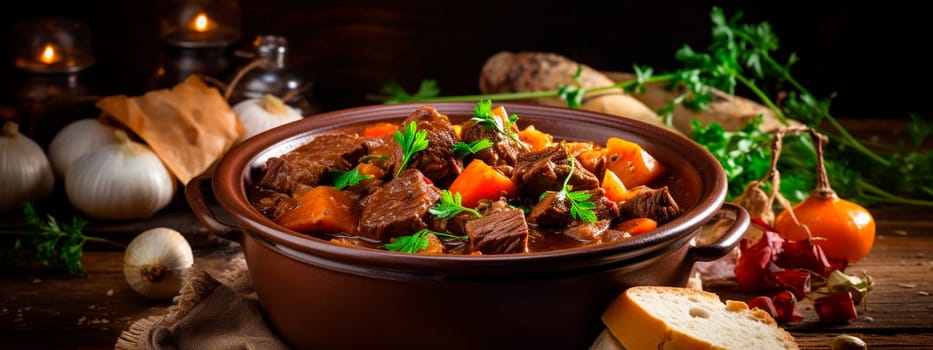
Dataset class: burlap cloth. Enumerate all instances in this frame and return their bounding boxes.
[115,258,290,350]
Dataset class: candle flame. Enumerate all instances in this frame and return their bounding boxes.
[40,44,57,64]
[193,13,210,32]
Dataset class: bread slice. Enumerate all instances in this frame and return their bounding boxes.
[600,286,798,350]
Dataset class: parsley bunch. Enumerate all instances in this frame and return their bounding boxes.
[0,203,125,276]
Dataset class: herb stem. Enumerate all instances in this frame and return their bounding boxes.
[757,51,891,167]
[368,90,559,103]
[733,72,788,124]
[857,179,933,207]
[0,230,126,248]
[369,74,678,105]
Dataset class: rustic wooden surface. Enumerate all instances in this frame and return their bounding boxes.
[0,205,930,349]
[1,119,931,349]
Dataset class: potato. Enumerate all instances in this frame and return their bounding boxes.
[603,71,798,133]
[479,51,670,130]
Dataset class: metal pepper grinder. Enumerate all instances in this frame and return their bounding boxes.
[227,35,320,116]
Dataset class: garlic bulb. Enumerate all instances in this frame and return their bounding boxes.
[232,94,303,141]
[65,130,176,220]
[123,227,194,300]
[0,121,54,212]
[48,118,118,178]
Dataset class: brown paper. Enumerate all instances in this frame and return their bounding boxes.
[97,76,244,184]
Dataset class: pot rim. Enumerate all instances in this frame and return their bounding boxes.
[211,102,727,274]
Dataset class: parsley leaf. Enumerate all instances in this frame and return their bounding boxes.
[691,116,773,200]
[329,166,373,190]
[429,190,481,218]
[557,65,586,108]
[472,100,522,145]
[380,79,440,104]
[452,139,493,159]
[0,203,124,276]
[383,229,468,254]
[553,156,598,223]
[393,121,429,177]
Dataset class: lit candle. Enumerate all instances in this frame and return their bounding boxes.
[191,12,211,33]
[38,43,63,65]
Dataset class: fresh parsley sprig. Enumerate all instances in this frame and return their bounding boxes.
[329,166,373,190]
[383,229,468,254]
[429,190,481,218]
[377,79,440,103]
[556,65,586,108]
[551,156,598,223]
[0,203,126,276]
[472,100,522,145]
[452,139,493,158]
[393,121,429,177]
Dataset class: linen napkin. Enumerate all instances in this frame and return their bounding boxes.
[115,258,290,350]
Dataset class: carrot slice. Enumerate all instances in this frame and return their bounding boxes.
[602,169,637,203]
[518,125,553,152]
[448,159,518,208]
[277,186,359,234]
[616,218,658,236]
[605,137,665,187]
[362,122,399,138]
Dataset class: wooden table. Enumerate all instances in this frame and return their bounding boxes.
[1,120,931,349]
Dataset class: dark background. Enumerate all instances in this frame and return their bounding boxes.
[1,0,929,121]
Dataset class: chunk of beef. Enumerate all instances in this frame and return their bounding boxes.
[361,135,403,178]
[359,169,441,240]
[562,219,613,243]
[529,188,619,228]
[529,192,573,228]
[292,134,368,162]
[252,191,300,221]
[475,197,513,215]
[620,186,683,224]
[402,106,463,184]
[465,209,529,254]
[597,229,632,245]
[460,120,523,167]
[257,134,365,195]
[511,145,599,198]
[430,197,513,236]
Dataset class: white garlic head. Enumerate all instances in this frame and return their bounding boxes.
[48,118,119,178]
[65,130,176,220]
[0,121,55,212]
[233,94,303,142]
[123,227,194,300]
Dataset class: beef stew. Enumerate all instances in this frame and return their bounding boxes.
[249,103,685,255]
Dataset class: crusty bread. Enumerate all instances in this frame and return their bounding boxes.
[598,286,798,350]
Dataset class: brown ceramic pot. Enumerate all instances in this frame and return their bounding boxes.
[186,102,749,350]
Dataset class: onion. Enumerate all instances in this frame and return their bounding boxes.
[48,118,119,178]
[0,122,54,212]
[65,130,176,220]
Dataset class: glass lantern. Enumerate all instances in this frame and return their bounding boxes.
[150,0,243,89]
[158,0,242,48]
[8,18,97,144]
[227,35,320,116]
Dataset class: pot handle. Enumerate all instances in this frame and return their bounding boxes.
[687,202,749,262]
[185,173,243,243]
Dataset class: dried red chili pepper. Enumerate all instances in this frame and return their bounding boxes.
[776,238,835,276]
[814,292,859,323]
[747,296,779,319]
[734,228,784,292]
[773,269,811,300]
[772,290,804,323]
